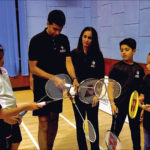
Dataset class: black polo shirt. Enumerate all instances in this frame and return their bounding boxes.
[29,28,70,114]
[143,74,150,131]
[71,49,105,83]
[29,28,70,74]
[109,61,145,107]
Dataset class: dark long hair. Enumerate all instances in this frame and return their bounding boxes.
[77,27,101,55]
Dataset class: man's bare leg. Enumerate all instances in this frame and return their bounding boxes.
[47,112,59,150]
[38,116,48,150]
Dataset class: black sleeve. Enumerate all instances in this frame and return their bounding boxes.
[64,36,70,57]
[28,37,41,61]
[0,104,2,109]
[138,67,145,94]
[109,65,119,81]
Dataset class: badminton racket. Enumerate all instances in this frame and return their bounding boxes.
[19,74,71,117]
[65,78,107,104]
[129,90,139,119]
[67,90,96,142]
[47,75,97,142]
[107,78,122,100]
[105,114,122,150]
[129,91,150,119]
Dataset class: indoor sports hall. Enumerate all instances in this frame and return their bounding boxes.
[1,0,150,150]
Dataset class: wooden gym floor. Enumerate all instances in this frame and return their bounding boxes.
[15,90,144,150]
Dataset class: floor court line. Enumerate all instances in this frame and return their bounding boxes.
[21,121,40,150]
[59,114,104,150]
[21,114,104,150]
[59,113,76,128]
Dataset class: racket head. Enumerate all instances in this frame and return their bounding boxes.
[107,78,121,99]
[94,79,107,99]
[129,90,139,119]
[83,119,96,143]
[45,74,72,100]
[105,130,122,150]
[78,78,98,104]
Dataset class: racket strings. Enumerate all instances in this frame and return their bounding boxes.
[129,90,139,119]
[45,74,72,100]
[105,131,120,150]
[78,79,99,104]
[113,82,121,99]
[107,79,121,99]
[94,80,107,99]
[83,119,96,143]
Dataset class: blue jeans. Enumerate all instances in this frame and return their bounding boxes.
[144,128,150,150]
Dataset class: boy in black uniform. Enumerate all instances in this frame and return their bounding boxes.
[29,10,77,150]
[108,38,145,150]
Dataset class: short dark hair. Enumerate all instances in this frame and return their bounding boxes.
[47,10,66,27]
[0,45,4,52]
[120,38,136,50]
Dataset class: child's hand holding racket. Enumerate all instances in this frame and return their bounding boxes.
[138,94,144,107]
[25,102,44,111]
[107,79,121,115]
[142,104,150,112]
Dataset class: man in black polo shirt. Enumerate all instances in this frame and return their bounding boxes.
[29,10,77,150]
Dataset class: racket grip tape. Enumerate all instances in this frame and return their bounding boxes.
[38,101,47,106]
[19,111,27,117]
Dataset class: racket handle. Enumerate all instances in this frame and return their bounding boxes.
[142,104,150,109]
[18,102,47,117]
[38,101,47,106]
[19,110,27,117]
[64,83,71,87]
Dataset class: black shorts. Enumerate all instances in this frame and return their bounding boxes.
[33,77,63,116]
[0,120,22,149]
[33,99,63,116]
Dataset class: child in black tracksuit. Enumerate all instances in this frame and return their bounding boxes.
[108,38,145,150]
[141,53,150,150]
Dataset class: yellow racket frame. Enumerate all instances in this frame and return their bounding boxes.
[129,90,139,119]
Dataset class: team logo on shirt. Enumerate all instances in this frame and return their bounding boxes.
[135,70,140,78]
[60,46,66,53]
[91,60,96,68]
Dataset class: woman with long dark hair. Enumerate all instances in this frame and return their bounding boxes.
[71,27,105,150]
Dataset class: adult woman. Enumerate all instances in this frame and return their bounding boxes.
[71,27,105,150]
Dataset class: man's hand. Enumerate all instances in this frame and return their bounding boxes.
[52,76,65,91]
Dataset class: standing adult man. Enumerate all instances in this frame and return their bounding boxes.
[29,10,77,150]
